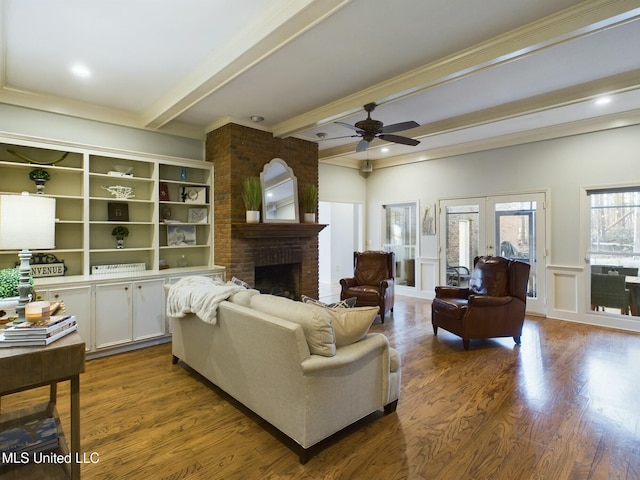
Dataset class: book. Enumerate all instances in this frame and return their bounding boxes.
[0,323,77,347]
[3,316,75,338]
[3,318,77,340]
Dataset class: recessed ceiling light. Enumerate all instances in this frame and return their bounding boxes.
[381,147,389,153]
[250,115,264,122]
[70,63,92,79]
[594,96,611,106]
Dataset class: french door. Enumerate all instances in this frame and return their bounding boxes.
[439,193,546,314]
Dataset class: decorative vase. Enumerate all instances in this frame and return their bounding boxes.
[35,179,47,195]
[0,296,20,312]
[304,213,316,223]
[246,210,260,223]
[116,236,125,249]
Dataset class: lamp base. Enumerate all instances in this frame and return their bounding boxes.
[15,248,33,324]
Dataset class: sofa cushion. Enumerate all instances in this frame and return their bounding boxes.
[250,294,336,357]
[308,304,378,348]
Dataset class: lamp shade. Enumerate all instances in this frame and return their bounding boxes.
[0,193,56,250]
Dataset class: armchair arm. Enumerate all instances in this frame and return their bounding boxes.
[340,277,357,288]
[379,278,394,290]
[468,295,513,307]
[434,286,470,299]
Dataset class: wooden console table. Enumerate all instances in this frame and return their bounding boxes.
[0,332,85,479]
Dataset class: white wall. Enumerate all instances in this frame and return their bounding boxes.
[318,164,368,285]
[320,124,640,332]
[318,201,360,283]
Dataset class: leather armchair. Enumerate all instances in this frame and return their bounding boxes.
[432,255,530,350]
[340,251,395,322]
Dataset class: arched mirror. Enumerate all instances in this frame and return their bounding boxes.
[261,158,299,223]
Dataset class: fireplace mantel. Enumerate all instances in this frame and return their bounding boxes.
[233,223,327,239]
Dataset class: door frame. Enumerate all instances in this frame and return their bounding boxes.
[439,192,547,315]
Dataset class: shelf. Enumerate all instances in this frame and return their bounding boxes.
[233,223,327,238]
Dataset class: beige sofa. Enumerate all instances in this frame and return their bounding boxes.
[169,287,401,463]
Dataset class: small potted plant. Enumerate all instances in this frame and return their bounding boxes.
[0,268,32,315]
[29,167,50,194]
[111,226,129,249]
[302,184,318,223]
[242,177,262,223]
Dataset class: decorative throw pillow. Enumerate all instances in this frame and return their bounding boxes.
[249,294,336,357]
[231,276,252,289]
[301,295,357,309]
[307,304,378,348]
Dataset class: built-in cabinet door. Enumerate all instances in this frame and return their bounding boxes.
[132,279,165,340]
[95,282,132,349]
[48,285,92,351]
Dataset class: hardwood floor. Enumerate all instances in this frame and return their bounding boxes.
[2,295,640,479]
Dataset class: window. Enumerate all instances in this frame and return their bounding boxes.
[587,187,640,316]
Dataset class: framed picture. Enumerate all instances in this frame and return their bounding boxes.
[167,225,196,246]
[188,208,208,224]
[422,204,435,235]
[108,202,129,222]
[181,186,207,204]
[159,182,170,201]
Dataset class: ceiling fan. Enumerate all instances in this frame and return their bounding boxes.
[330,102,421,152]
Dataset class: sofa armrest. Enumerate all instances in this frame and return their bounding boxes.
[301,333,389,374]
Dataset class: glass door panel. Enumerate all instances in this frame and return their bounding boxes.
[441,201,482,287]
[383,203,417,287]
[494,201,537,297]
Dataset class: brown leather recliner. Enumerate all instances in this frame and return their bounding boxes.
[340,251,395,322]
[432,255,530,350]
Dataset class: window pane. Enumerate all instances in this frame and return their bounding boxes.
[588,189,640,316]
[384,203,416,287]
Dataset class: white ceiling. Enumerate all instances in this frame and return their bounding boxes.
[1,0,639,169]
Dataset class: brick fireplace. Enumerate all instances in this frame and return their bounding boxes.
[206,123,322,299]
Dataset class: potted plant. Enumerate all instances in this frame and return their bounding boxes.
[302,184,318,223]
[242,177,262,223]
[112,226,129,249]
[29,167,50,194]
[0,268,32,314]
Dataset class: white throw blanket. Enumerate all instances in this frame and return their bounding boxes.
[166,276,244,324]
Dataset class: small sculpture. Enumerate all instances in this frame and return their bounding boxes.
[102,185,135,199]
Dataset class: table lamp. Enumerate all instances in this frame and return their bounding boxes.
[0,192,56,323]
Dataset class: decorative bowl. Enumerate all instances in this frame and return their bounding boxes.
[114,165,133,174]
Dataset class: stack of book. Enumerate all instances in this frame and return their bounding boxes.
[0,315,77,347]
[0,416,59,455]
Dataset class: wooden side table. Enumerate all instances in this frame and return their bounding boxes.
[0,332,85,479]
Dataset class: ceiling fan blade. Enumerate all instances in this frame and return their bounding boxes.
[335,121,364,133]
[379,134,420,147]
[379,121,419,134]
[356,139,369,152]
[317,134,360,141]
